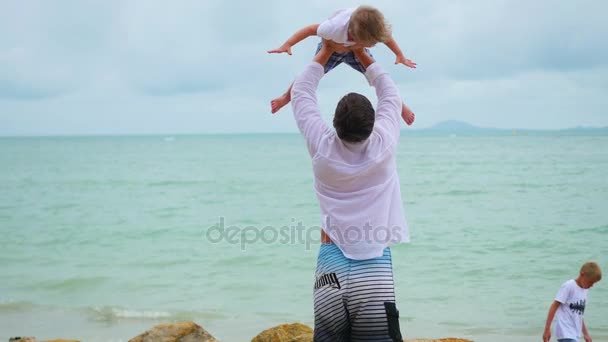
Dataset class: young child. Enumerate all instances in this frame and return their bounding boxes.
[543,262,602,342]
[268,5,417,125]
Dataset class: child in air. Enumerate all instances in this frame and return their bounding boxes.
[268,5,417,125]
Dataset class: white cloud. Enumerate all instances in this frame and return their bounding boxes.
[1,0,607,135]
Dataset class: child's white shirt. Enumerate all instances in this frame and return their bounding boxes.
[317,8,357,47]
[554,279,588,339]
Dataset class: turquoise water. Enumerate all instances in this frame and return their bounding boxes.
[0,133,607,341]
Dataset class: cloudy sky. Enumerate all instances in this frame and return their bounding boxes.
[1,0,607,136]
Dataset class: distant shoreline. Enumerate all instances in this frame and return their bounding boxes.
[1,129,607,139]
[0,120,607,138]
[407,120,608,134]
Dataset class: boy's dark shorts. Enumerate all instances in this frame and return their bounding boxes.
[315,41,374,74]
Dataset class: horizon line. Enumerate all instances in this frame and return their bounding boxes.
[1,127,607,139]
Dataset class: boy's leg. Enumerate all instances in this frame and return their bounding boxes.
[313,243,350,341]
[401,103,415,126]
[345,50,416,126]
[318,41,345,74]
[347,248,403,342]
[271,42,344,114]
[270,81,293,114]
[343,48,372,73]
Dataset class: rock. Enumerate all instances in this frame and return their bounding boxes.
[249,323,472,342]
[251,323,313,342]
[406,339,474,342]
[128,321,219,342]
[8,338,80,342]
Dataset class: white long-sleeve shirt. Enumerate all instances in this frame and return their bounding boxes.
[316,8,356,47]
[291,62,409,260]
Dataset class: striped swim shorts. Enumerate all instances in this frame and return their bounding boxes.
[315,41,374,74]
[313,243,403,341]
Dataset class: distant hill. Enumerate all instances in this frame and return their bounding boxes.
[403,120,608,135]
[410,120,503,133]
[427,120,485,132]
[567,126,608,132]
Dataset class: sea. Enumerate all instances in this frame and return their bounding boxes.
[1,133,607,342]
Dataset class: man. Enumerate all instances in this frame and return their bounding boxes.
[291,40,410,341]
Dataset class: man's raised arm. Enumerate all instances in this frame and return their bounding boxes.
[353,49,402,143]
[290,42,334,156]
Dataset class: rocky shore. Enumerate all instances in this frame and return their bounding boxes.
[9,322,474,342]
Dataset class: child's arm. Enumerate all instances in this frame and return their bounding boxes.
[543,300,561,342]
[268,24,320,55]
[582,319,592,342]
[384,37,417,68]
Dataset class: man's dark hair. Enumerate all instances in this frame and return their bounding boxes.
[333,92,375,143]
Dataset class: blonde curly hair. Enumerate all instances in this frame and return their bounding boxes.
[348,5,392,45]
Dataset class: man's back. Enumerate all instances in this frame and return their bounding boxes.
[290,61,409,260]
[314,132,395,190]
[311,130,408,260]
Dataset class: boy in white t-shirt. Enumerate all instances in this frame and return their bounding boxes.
[543,262,602,342]
[268,5,417,126]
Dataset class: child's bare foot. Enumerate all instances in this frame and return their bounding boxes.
[271,94,290,114]
[401,103,415,126]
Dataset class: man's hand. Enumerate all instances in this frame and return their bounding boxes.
[316,39,348,54]
[395,55,417,68]
[268,44,293,55]
[584,333,592,342]
[323,39,351,53]
[313,39,335,66]
[352,48,374,69]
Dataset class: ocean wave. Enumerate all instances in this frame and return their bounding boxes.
[147,180,212,187]
[89,306,173,321]
[26,276,108,292]
[127,258,190,268]
[510,182,546,189]
[0,299,37,312]
[41,203,79,211]
[431,189,487,196]
[579,224,608,234]
[0,300,224,324]
[0,300,155,320]
[86,306,226,323]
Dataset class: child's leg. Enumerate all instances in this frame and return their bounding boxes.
[401,102,415,126]
[271,81,293,114]
[270,42,345,114]
[345,50,416,126]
